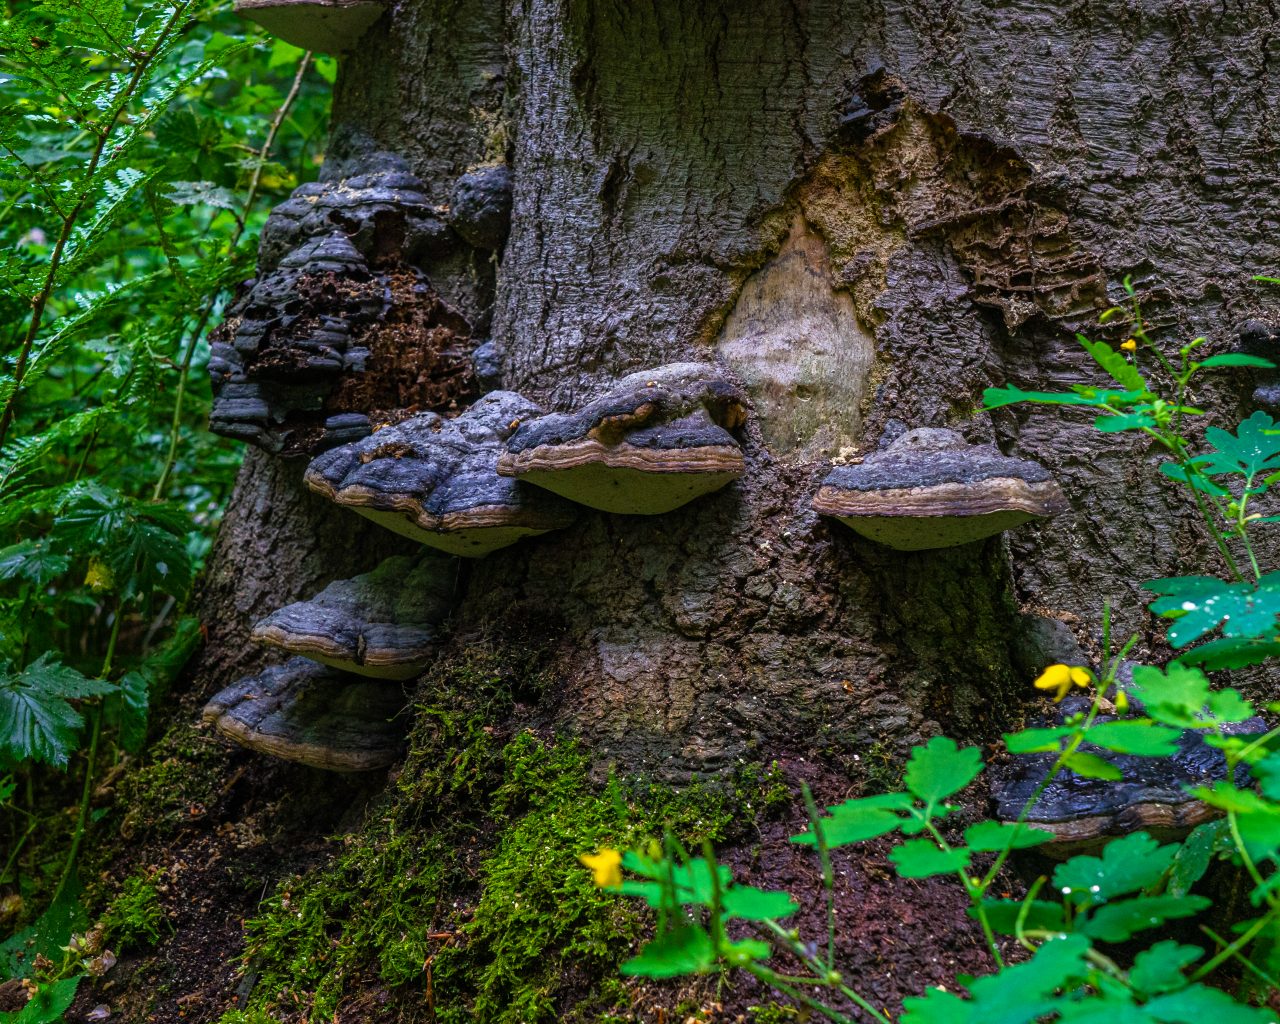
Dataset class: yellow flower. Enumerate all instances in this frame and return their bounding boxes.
[1120,338,1138,352]
[1114,690,1130,714]
[1033,663,1092,702]
[579,848,622,888]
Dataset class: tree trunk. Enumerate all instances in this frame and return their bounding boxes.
[182,0,1280,1016]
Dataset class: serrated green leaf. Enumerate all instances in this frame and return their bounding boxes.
[1143,983,1278,1022]
[1159,462,1231,496]
[2,975,81,1023]
[889,839,969,878]
[791,798,906,847]
[1085,720,1181,756]
[1143,574,1280,647]
[1082,895,1211,942]
[104,669,148,753]
[963,820,1055,851]
[0,539,69,587]
[1054,833,1178,905]
[967,898,1064,935]
[1004,726,1075,754]
[1198,411,1280,479]
[1062,750,1122,780]
[1197,354,1277,369]
[1168,821,1228,897]
[1129,941,1203,996]
[1175,637,1280,670]
[904,737,983,810]
[719,885,797,921]
[0,653,116,768]
[619,924,715,978]
[1079,335,1150,393]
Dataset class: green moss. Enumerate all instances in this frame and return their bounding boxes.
[215,1010,285,1024]
[102,871,168,951]
[112,721,229,839]
[235,644,781,1024]
[747,1003,804,1023]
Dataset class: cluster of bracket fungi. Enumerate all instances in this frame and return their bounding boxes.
[202,4,1248,849]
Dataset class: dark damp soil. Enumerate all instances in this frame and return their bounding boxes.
[51,683,1017,1024]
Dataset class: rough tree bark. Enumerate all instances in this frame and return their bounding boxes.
[187,0,1280,1014]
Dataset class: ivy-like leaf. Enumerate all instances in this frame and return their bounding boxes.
[791,795,909,847]
[1142,983,1278,1022]
[1196,411,1280,479]
[719,885,798,921]
[0,653,116,768]
[968,898,1065,935]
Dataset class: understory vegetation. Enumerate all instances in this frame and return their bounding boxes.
[0,0,331,1016]
[586,286,1280,1022]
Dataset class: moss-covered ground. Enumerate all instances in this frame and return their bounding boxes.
[223,644,788,1024]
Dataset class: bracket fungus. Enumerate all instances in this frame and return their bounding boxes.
[234,0,385,54]
[209,156,473,456]
[304,391,577,556]
[250,554,454,679]
[991,699,1263,853]
[202,658,408,772]
[496,363,748,515]
[812,427,1067,550]
[447,164,513,252]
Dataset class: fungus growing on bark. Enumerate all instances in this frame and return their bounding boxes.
[496,363,748,515]
[202,658,407,772]
[812,427,1067,550]
[250,553,454,679]
[208,156,474,456]
[990,696,1263,853]
[304,391,577,556]
[1235,319,1280,412]
[447,164,513,251]
[234,0,385,54]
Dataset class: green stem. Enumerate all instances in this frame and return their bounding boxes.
[758,919,893,1024]
[1197,924,1280,990]
[802,784,838,972]
[53,600,124,901]
[0,2,189,448]
[740,963,858,1024]
[152,51,312,500]
[1189,911,1279,982]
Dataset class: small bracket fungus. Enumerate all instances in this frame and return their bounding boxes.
[1235,319,1280,412]
[209,155,474,456]
[447,164,513,252]
[991,699,1264,853]
[250,553,455,679]
[234,0,385,54]
[812,427,1067,550]
[202,658,408,772]
[496,363,748,515]
[304,392,577,556]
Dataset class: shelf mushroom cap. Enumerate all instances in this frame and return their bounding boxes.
[234,0,385,54]
[991,699,1264,854]
[496,363,748,515]
[812,427,1068,550]
[304,392,577,557]
[202,657,408,772]
[250,554,454,679]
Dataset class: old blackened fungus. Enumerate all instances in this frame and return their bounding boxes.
[813,427,1067,550]
[990,693,1264,854]
[234,0,385,54]
[208,156,474,456]
[447,164,513,251]
[497,363,748,515]
[202,657,407,772]
[304,392,577,556]
[1235,319,1280,412]
[250,553,455,679]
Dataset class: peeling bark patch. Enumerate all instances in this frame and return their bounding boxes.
[717,218,876,459]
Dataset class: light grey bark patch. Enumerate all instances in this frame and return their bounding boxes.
[717,217,876,459]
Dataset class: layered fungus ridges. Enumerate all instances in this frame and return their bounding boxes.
[813,427,1067,550]
[304,392,578,556]
[250,553,455,679]
[207,155,472,456]
[202,657,409,772]
[497,363,748,515]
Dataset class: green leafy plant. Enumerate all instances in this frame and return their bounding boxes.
[0,0,334,1013]
[582,284,1280,1021]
